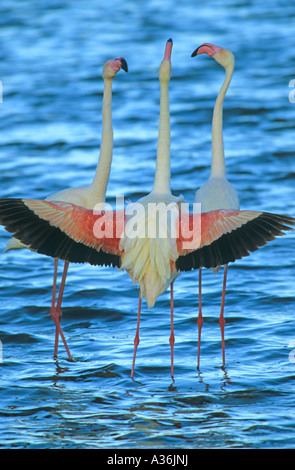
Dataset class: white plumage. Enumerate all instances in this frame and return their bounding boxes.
[192,42,239,366]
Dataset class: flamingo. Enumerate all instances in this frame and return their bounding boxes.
[119,38,184,378]
[191,43,239,367]
[3,56,128,360]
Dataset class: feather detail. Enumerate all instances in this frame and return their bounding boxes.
[120,202,180,308]
[0,198,122,267]
[176,209,295,271]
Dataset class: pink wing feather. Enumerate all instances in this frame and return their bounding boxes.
[177,209,264,255]
[176,209,294,271]
[23,199,124,256]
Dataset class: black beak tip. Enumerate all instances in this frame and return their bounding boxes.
[167,38,173,44]
[121,58,128,72]
[191,48,198,58]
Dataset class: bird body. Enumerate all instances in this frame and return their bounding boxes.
[120,195,181,308]
[119,39,183,310]
[194,176,239,213]
[3,57,128,359]
[192,43,240,365]
[118,38,183,377]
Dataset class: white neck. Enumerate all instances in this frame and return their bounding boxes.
[152,79,171,194]
[89,78,114,203]
[210,63,233,178]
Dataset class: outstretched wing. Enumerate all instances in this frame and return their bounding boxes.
[0,200,294,272]
[176,209,295,271]
[0,198,124,268]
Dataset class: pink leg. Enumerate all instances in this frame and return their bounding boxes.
[50,260,72,360]
[169,282,175,378]
[56,261,69,316]
[197,268,203,369]
[50,259,59,353]
[55,261,72,360]
[131,289,142,378]
[219,264,228,365]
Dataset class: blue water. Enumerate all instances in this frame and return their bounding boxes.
[0,0,295,450]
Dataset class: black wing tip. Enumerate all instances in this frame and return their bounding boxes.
[176,211,295,272]
[0,198,121,269]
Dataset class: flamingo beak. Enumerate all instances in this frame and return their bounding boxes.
[119,58,128,73]
[191,46,201,57]
[164,38,173,61]
[191,43,221,58]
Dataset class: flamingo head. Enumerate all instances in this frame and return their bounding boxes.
[191,43,234,69]
[103,57,128,79]
[159,38,173,82]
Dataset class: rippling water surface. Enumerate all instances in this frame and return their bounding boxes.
[0,0,295,450]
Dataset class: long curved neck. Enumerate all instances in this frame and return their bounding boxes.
[152,79,171,194]
[89,77,114,203]
[210,63,233,178]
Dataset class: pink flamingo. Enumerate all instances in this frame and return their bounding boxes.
[4,56,128,360]
[191,43,239,367]
[119,38,184,378]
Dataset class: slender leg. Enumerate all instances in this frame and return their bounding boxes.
[56,261,69,317]
[50,260,72,360]
[197,267,203,369]
[55,261,72,360]
[169,282,175,378]
[131,289,142,378]
[219,264,228,365]
[50,259,59,353]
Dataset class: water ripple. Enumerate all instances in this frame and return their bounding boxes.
[0,0,295,450]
